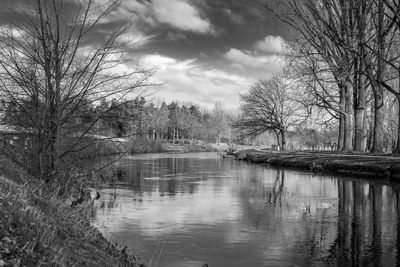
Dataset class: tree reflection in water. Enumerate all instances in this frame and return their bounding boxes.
[234,169,400,266]
[92,153,400,266]
[329,181,400,266]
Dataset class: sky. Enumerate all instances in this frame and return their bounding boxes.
[1,0,293,109]
[129,0,292,108]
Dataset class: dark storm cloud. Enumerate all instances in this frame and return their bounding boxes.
[0,0,131,49]
[0,0,83,24]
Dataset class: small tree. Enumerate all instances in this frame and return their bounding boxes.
[234,75,308,150]
[210,102,229,145]
[144,102,167,140]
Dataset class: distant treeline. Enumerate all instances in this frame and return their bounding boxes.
[87,98,233,144]
[1,97,234,147]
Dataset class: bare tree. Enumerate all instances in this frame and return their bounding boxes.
[210,102,229,145]
[359,0,394,152]
[144,102,170,140]
[261,0,400,153]
[258,0,358,151]
[234,75,308,150]
[365,0,400,153]
[0,0,152,177]
[287,43,343,140]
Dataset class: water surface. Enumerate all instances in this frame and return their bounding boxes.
[92,152,400,267]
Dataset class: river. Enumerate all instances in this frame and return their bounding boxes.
[92,152,400,267]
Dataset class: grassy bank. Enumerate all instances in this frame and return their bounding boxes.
[74,136,221,157]
[0,155,145,267]
[128,138,218,154]
[233,149,400,178]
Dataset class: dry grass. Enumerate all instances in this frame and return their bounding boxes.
[0,162,145,266]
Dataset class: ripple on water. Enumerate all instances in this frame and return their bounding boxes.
[92,152,400,267]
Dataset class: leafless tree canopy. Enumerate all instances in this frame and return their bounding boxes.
[252,0,400,153]
[0,0,152,177]
[235,75,309,150]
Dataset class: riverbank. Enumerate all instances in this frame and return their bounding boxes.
[155,142,217,153]
[233,149,400,178]
[86,135,257,155]
[121,138,218,154]
[0,156,145,267]
[144,142,258,153]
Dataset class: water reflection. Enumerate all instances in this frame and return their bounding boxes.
[92,153,400,267]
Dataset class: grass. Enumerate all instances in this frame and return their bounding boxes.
[0,157,145,267]
[234,149,400,178]
[128,138,216,154]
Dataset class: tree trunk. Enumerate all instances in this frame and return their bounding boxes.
[338,87,346,151]
[338,113,345,151]
[38,148,44,176]
[343,82,354,152]
[273,130,281,151]
[394,96,400,154]
[371,1,386,153]
[366,107,374,152]
[46,92,59,176]
[354,106,366,152]
[354,0,368,153]
[371,86,385,153]
[354,60,367,152]
[280,130,286,151]
[343,113,354,152]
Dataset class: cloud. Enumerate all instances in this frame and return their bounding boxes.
[255,35,285,54]
[118,32,158,48]
[222,8,243,25]
[152,0,214,34]
[225,48,281,68]
[141,54,252,108]
[223,46,284,81]
[101,0,214,35]
[94,0,214,35]
[166,32,188,42]
[108,0,156,27]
